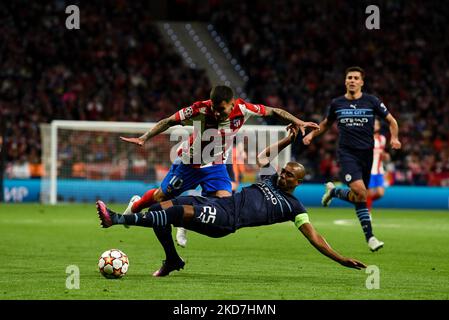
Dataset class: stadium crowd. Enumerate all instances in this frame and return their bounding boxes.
[208,0,449,186]
[1,1,210,180]
[1,0,448,186]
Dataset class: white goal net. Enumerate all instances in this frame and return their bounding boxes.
[40,121,291,204]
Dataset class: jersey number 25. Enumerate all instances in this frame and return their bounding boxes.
[198,206,217,224]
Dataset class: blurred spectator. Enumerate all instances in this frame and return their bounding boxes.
[206,0,449,184]
[1,1,211,179]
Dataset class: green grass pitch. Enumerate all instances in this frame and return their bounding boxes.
[0,203,448,300]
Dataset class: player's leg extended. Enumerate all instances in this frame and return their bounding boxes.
[322,151,383,251]
[322,168,360,206]
[98,203,191,228]
[126,159,198,214]
[350,179,383,251]
[152,200,188,277]
[358,159,384,250]
[125,187,167,214]
[348,179,374,241]
[125,162,184,214]
[322,150,371,205]
[96,200,193,276]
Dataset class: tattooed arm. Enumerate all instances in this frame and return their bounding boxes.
[119,114,179,146]
[264,107,320,136]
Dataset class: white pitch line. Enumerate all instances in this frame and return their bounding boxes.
[333,219,401,228]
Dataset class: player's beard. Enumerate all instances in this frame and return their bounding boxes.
[277,176,286,188]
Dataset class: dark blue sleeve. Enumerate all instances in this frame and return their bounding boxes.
[297,201,307,214]
[371,95,390,118]
[325,100,336,124]
[288,199,308,222]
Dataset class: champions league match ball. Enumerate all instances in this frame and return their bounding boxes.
[98,249,129,279]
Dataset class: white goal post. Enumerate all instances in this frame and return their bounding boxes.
[40,120,291,204]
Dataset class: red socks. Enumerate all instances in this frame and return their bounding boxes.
[367,195,373,211]
[132,188,157,213]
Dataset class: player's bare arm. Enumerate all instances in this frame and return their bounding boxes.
[299,222,367,270]
[120,114,180,146]
[264,106,320,136]
[385,113,401,149]
[302,118,331,145]
[257,124,298,168]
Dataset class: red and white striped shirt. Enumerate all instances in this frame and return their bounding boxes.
[371,134,386,174]
[174,98,267,167]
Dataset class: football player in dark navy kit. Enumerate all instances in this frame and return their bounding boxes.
[96,125,367,276]
[303,66,401,252]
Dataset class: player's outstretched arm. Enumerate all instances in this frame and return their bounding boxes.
[385,114,401,149]
[299,221,367,270]
[120,114,180,146]
[302,118,330,145]
[257,124,298,168]
[264,106,320,136]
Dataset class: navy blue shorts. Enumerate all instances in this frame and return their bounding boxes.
[369,174,385,188]
[172,196,236,238]
[337,147,373,187]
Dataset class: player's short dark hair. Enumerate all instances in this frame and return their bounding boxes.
[345,66,365,79]
[210,85,234,105]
